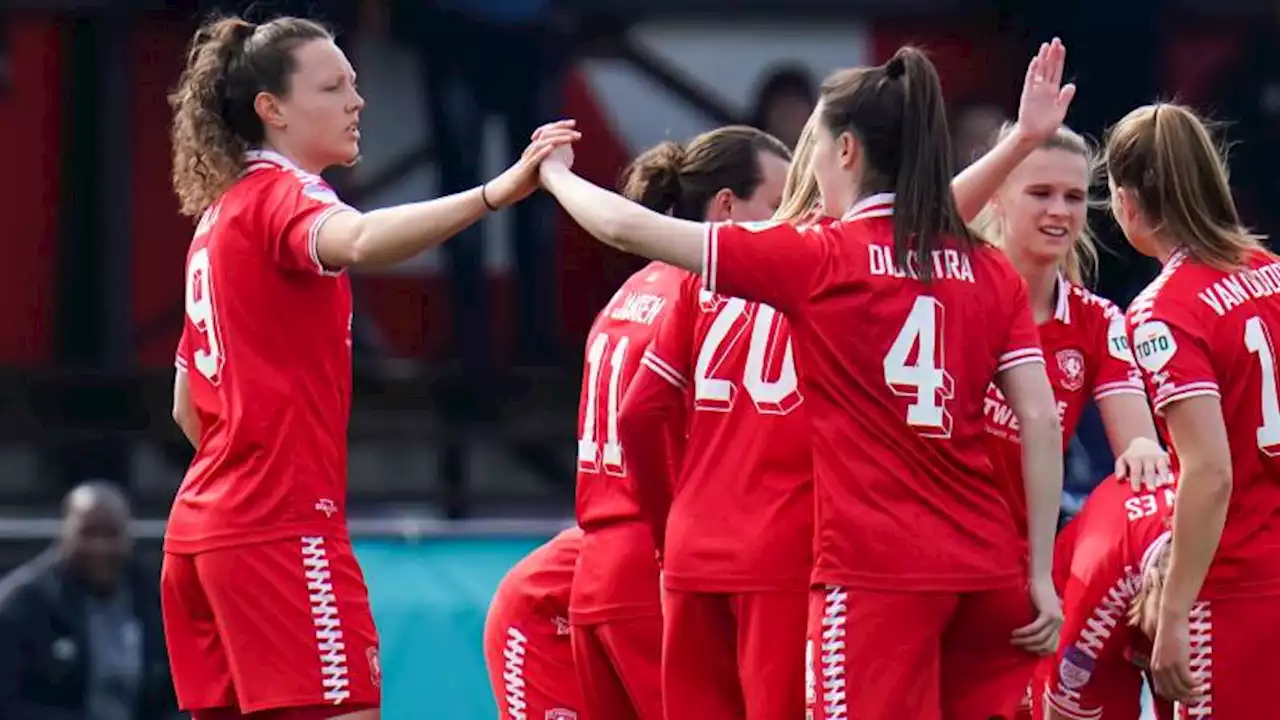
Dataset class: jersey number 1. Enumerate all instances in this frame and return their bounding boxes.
[1245,316,1280,455]
[884,296,955,438]
[578,334,628,475]
[185,247,224,385]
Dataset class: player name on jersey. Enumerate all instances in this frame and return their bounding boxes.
[608,292,668,326]
[1197,260,1280,316]
[868,244,976,284]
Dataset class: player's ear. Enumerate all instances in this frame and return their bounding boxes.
[836,130,860,172]
[254,91,288,131]
[710,188,735,221]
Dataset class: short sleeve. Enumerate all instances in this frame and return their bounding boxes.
[640,276,698,392]
[997,276,1046,373]
[175,325,191,373]
[703,221,825,314]
[261,175,354,276]
[1128,301,1218,415]
[1092,303,1146,401]
[1045,562,1142,719]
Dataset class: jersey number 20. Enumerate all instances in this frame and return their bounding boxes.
[185,247,225,385]
[884,296,955,438]
[694,296,802,415]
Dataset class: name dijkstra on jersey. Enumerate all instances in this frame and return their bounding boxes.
[868,245,976,283]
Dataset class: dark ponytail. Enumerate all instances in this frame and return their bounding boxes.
[819,46,973,282]
[619,126,792,221]
[169,15,332,217]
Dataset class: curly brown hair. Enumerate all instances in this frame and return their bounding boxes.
[168,15,331,217]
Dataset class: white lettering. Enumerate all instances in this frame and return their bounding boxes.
[608,293,667,325]
[867,245,976,283]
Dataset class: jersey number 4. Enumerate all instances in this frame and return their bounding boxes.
[884,296,955,438]
[694,296,802,415]
[185,247,225,385]
[578,334,628,475]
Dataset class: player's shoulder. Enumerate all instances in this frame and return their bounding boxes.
[1065,281,1124,323]
[241,149,340,205]
[1126,251,1202,328]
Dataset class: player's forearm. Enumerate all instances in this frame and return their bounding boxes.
[1020,412,1064,581]
[539,163,705,271]
[1160,463,1230,618]
[337,188,490,268]
[1097,393,1161,457]
[951,124,1040,223]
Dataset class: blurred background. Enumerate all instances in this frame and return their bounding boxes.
[0,0,1275,716]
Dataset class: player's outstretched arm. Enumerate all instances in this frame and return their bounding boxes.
[313,121,581,269]
[539,154,706,273]
[952,38,1077,223]
[171,368,200,448]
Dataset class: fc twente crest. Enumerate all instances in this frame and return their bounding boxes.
[1056,349,1086,392]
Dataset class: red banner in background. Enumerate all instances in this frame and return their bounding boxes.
[0,17,62,365]
[129,12,194,368]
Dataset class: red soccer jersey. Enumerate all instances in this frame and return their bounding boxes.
[1127,247,1280,598]
[985,275,1145,537]
[624,269,812,592]
[170,149,354,554]
[703,193,1043,591]
[490,528,583,631]
[571,263,685,623]
[1044,477,1173,720]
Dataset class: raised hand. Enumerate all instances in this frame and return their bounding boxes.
[1016,38,1077,143]
[485,120,580,208]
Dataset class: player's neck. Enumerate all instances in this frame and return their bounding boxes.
[1011,255,1059,324]
[259,140,324,176]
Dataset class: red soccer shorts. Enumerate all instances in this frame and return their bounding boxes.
[483,601,582,718]
[161,535,382,715]
[662,588,807,720]
[570,617,663,720]
[1172,594,1280,719]
[806,584,1039,720]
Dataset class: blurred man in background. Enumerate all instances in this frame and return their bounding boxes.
[748,64,816,150]
[0,481,178,720]
[950,98,1009,170]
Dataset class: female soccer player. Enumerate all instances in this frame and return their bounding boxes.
[164,15,575,720]
[618,41,1081,720]
[974,122,1169,535]
[1039,476,1176,720]
[569,126,790,720]
[484,528,584,720]
[538,43,1071,720]
[1113,103,1280,718]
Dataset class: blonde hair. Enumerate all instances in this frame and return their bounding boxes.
[972,123,1100,285]
[773,113,821,223]
[1104,103,1264,269]
[1129,536,1171,639]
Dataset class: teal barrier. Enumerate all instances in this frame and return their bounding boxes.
[354,537,549,718]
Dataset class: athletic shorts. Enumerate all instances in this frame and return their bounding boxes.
[806,584,1038,720]
[662,588,807,720]
[483,600,582,718]
[571,617,663,720]
[161,535,381,715]
[1173,594,1280,719]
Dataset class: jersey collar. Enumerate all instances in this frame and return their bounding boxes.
[1053,272,1071,324]
[243,149,302,174]
[842,193,896,222]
